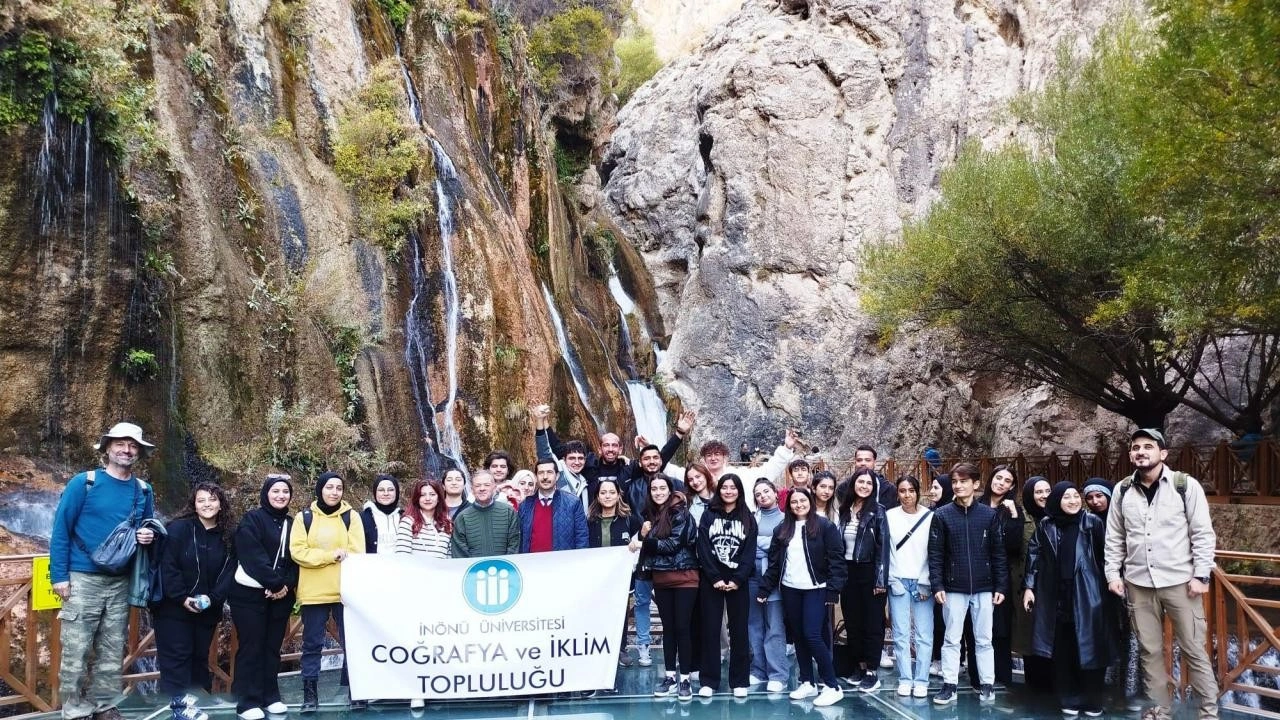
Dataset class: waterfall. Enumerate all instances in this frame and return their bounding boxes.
[403,142,467,479]
[605,263,671,438]
[395,36,423,128]
[616,309,639,380]
[626,381,668,445]
[541,284,603,432]
[0,490,58,543]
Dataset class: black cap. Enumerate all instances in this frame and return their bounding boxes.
[1130,428,1167,448]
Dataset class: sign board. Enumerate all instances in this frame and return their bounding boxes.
[342,547,634,700]
[31,555,62,611]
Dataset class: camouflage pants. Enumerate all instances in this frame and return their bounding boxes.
[58,572,129,719]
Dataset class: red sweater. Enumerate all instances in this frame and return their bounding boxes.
[530,500,553,553]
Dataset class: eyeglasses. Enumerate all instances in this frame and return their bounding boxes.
[266,473,292,481]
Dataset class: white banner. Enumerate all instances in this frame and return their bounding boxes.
[341,547,635,700]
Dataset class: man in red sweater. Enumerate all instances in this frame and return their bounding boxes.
[518,459,589,552]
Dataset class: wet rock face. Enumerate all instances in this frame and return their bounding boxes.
[604,0,1131,459]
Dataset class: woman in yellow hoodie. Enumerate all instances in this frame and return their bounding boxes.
[289,471,365,712]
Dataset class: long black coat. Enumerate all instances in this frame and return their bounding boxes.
[1023,512,1116,668]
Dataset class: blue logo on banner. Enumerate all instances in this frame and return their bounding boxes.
[462,559,522,614]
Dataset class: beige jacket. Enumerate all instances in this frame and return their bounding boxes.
[1103,466,1216,589]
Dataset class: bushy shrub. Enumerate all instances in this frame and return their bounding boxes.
[528,7,612,91]
[613,28,661,103]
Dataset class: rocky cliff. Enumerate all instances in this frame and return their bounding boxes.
[0,0,647,506]
[603,0,1168,459]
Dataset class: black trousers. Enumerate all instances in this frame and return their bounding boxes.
[154,612,216,697]
[230,587,292,712]
[698,579,751,691]
[1053,622,1105,710]
[653,586,698,674]
[840,563,886,672]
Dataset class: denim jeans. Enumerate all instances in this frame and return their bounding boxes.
[941,591,992,685]
[300,603,346,681]
[748,577,788,683]
[887,577,934,685]
[633,578,652,647]
[781,587,838,688]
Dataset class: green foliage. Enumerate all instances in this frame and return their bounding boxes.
[494,344,521,371]
[0,32,93,127]
[455,8,487,30]
[553,141,589,181]
[376,0,415,29]
[327,325,365,423]
[332,60,428,256]
[265,398,384,479]
[589,227,616,265]
[120,348,160,382]
[613,28,661,103]
[528,7,612,92]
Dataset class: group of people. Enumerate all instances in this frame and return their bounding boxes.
[49,418,1221,720]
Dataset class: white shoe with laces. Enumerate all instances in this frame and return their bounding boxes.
[896,681,912,696]
[813,685,845,707]
[790,682,818,700]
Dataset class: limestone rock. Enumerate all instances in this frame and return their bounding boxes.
[604,0,1159,461]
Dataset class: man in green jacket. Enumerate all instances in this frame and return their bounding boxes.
[450,470,521,558]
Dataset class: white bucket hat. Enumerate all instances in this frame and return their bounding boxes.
[95,422,156,455]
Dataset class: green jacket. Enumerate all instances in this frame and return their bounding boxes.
[450,501,520,558]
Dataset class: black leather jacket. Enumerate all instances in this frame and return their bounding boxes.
[641,505,698,572]
[841,503,890,588]
[1023,512,1116,668]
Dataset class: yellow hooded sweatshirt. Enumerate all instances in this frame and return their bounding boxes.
[289,500,365,605]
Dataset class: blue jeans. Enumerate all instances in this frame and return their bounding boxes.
[781,587,837,688]
[888,577,934,685]
[941,591,992,685]
[633,579,652,647]
[748,577,788,683]
[300,603,346,681]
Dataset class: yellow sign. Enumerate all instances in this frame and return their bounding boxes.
[31,555,62,611]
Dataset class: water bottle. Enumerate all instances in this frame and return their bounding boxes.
[193,594,211,611]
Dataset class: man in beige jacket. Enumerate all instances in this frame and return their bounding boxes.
[1104,428,1218,720]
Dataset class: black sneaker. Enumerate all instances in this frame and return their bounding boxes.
[933,683,957,705]
[654,676,678,697]
[978,684,995,703]
[677,679,693,701]
[859,672,881,692]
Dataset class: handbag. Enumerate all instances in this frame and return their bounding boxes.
[236,519,288,588]
[86,475,141,573]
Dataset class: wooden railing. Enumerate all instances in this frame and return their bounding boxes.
[856,438,1280,504]
[1203,551,1280,718]
[0,555,341,720]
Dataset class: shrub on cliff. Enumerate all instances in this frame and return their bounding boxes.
[613,28,661,103]
[528,7,612,93]
[332,60,427,256]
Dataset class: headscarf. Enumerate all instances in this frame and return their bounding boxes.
[1046,481,1081,581]
[314,471,344,515]
[371,474,401,515]
[933,473,954,507]
[1082,478,1112,499]
[1022,475,1051,522]
[260,476,293,520]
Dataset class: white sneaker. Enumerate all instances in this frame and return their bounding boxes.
[913,682,929,698]
[697,686,714,698]
[813,686,845,707]
[881,654,896,669]
[767,681,786,693]
[638,645,652,667]
[789,682,818,700]
[409,699,424,710]
[238,710,265,720]
[929,661,942,677]
[896,681,912,696]
[733,688,749,698]
[265,703,289,715]
[689,671,700,683]
[749,675,765,686]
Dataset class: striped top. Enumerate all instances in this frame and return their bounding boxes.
[394,516,452,559]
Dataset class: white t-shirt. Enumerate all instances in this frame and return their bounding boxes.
[781,520,824,590]
[886,506,932,584]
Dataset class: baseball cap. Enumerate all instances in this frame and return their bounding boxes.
[1130,428,1167,448]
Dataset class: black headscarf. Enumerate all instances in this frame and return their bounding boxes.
[1046,481,1081,582]
[933,474,954,507]
[314,471,344,515]
[260,476,293,520]
[371,474,401,515]
[1022,476,1052,522]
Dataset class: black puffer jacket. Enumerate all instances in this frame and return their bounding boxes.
[927,500,1009,594]
[757,516,846,604]
[842,503,890,588]
[155,517,235,625]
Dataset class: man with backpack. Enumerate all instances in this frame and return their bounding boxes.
[1105,428,1219,720]
[49,423,157,720]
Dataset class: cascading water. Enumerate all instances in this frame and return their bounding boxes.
[605,264,669,442]
[0,490,58,543]
[541,284,603,432]
[428,141,465,471]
